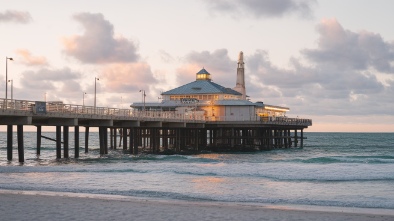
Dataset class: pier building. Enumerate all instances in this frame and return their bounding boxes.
[1,51,312,163]
[131,51,290,122]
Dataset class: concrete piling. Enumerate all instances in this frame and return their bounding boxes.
[7,125,12,161]
[56,126,61,159]
[17,125,24,163]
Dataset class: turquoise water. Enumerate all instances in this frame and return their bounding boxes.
[0,132,393,209]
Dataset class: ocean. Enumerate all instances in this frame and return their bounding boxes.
[0,132,393,209]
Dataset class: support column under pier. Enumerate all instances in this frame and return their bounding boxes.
[36,126,41,155]
[74,126,79,158]
[284,129,288,148]
[104,127,108,154]
[110,128,114,149]
[17,125,24,163]
[114,128,117,150]
[123,127,128,150]
[269,129,273,150]
[85,127,89,153]
[7,125,13,161]
[133,128,139,155]
[129,128,133,154]
[63,126,69,158]
[99,127,104,155]
[56,126,61,159]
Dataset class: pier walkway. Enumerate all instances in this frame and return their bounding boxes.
[1,99,312,162]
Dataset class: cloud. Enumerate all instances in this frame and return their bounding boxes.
[176,49,237,86]
[99,63,157,93]
[203,0,315,19]
[240,19,394,116]
[159,50,175,63]
[18,67,82,101]
[15,49,48,66]
[0,10,32,23]
[244,47,389,116]
[302,18,394,74]
[63,12,139,64]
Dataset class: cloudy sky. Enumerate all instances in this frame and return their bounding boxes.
[1,0,393,132]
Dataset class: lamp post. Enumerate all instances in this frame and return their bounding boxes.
[83,92,87,106]
[5,57,13,108]
[8,79,13,101]
[139,89,146,113]
[94,77,99,113]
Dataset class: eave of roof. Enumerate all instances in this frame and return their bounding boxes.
[162,80,242,96]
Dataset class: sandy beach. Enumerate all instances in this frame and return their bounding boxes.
[1,190,393,221]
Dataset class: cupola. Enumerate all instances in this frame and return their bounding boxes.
[196,68,211,81]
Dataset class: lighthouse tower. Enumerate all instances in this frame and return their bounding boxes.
[234,51,246,100]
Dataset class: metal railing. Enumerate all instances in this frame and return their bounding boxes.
[0,98,312,126]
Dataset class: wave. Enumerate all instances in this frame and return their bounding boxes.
[300,156,394,164]
[1,186,393,210]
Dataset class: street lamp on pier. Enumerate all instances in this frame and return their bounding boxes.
[5,57,13,108]
[94,77,99,113]
[139,89,146,112]
[83,92,87,106]
[8,79,13,101]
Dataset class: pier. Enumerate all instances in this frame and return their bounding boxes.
[1,98,311,162]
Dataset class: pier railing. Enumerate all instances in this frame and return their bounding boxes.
[0,98,312,126]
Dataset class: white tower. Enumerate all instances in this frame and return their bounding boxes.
[234,51,246,100]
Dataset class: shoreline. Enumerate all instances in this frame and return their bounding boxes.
[1,189,393,221]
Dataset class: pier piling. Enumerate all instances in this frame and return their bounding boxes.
[123,128,127,150]
[7,125,12,161]
[74,126,79,158]
[36,126,41,155]
[17,125,24,163]
[110,128,113,149]
[104,127,108,154]
[85,127,89,153]
[63,126,69,158]
[56,126,61,159]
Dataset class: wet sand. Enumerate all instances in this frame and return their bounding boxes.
[1,190,393,221]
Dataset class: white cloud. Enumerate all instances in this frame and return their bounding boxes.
[203,0,316,19]
[19,68,82,102]
[302,18,394,74]
[241,19,394,117]
[63,12,139,64]
[176,49,237,86]
[0,10,32,23]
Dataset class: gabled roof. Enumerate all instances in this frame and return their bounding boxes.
[162,80,242,96]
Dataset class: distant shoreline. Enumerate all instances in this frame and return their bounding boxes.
[1,189,393,221]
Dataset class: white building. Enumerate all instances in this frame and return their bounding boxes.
[131,52,290,121]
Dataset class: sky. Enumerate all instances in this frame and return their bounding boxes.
[1,0,393,132]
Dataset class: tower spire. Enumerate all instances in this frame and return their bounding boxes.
[234,51,246,99]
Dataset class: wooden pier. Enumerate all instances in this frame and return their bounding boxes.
[1,99,311,162]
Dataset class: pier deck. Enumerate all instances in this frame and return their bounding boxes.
[1,99,311,162]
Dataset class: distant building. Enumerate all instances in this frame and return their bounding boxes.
[131,52,290,121]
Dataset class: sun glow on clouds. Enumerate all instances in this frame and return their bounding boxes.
[100,63,157,93]
[16,49,48,66]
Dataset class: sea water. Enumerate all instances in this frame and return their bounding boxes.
[0,132,393,209]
